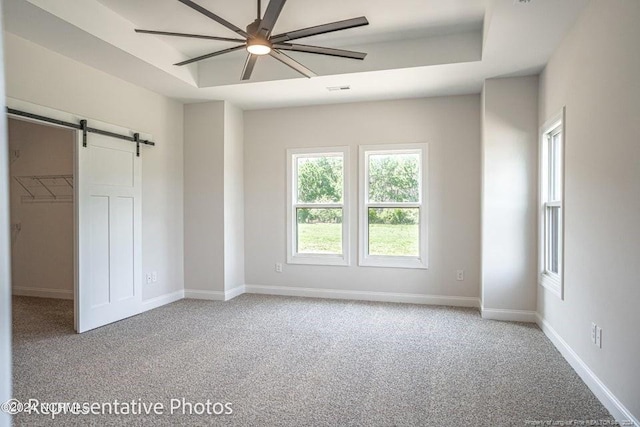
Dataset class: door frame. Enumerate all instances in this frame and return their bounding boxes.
[6,97,151,332]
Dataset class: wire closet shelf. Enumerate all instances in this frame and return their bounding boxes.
[13,174,73,203]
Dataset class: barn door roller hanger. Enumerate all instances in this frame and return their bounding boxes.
[7,108,156,157]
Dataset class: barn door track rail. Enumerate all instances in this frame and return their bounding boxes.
[7,108,155,157]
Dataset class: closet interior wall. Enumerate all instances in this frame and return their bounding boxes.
[9,118,75,299]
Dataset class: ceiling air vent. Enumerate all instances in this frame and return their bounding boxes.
[327,85,351,92]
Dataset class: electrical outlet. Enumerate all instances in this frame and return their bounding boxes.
[152,271,157,283]
[595,326,602,348]
[145,273,152,284]
[456,270,464,281]
[591,322,597,344]
[275,263,283,273]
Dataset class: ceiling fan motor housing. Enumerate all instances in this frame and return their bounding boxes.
[246,18,261,37]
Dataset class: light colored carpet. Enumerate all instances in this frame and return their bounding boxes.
[12,294,611,426]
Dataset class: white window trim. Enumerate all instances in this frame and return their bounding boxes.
[539,107,565,299]
[359,143,429,269]
[286,146,350,266]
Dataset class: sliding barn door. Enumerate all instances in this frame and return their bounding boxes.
[76,132,142,333]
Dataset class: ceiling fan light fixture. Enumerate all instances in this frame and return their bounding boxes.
[138,0,369,79]
[247,38,272,55]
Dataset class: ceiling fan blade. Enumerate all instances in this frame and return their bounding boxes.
[270,49,317,78]
[257,0,287,38]
[270,16,369,43]
[241,54,258,80]
[177,0,249,38]
[273,43,366,60]
[135,29,245,43]
[174,44,246,66]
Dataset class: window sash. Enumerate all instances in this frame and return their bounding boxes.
[543,204,561,276]
[364,150,423,258]
[359,144,428,269]
[287,147,350,266]
[543,125,563,277]
[364,149,423,205]
[292,152,344,205]
[539,108,565,299]
[547,129,562,203]
[294,206,344,257]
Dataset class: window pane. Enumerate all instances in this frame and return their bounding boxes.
[548,135,555,201]
[368,153,420,203]
[296,208,342,254]
[546,206,560,274]
[549,131,562,201]
[296,155,343,203]
[553,132,562,200]
[368,208,419,256]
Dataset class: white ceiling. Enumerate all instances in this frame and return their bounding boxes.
[3,0,589,109]
[96,0,489,55]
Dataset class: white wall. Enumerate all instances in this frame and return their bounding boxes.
[8,119,74,298]
[0,6,13,425]
[4,33,185,302]
[244,96,481,299]
[481,76,539,314]
[183,101,225,294]
[223,103,244,293]
[538,0,640,421]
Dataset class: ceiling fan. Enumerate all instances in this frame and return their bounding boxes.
[135,0,369,80]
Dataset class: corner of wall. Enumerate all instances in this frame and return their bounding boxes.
[222,101,245,293]
[480,76,539,316]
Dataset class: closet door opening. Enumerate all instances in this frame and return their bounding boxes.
[8,117,76,331]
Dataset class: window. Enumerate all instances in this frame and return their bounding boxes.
[539,108,565,298]
[359,143,428,269]
[286,147,349,266]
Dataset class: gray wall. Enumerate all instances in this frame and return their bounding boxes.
[184,101,225,294]
[244,96,481,298]
[538,0,640,419]
[481,76,539,313]
[183,101,245,296]
[223,103,245,293]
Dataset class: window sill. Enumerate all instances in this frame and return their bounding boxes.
[539,273,564,300]
[359,256,428,270]
[287,255,350,267]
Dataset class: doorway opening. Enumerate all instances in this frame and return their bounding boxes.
[8,117,76,331]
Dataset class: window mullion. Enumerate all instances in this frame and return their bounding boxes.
[367,203,422,209]
[295,203,344,209]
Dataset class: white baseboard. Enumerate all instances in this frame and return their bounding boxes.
[141,290,184,313]
[185,286,245,302]
[224,285,245,301]
[481,307,537,322]
[12,287,73,300]
[184,289,225,301]
[244,284,480,308]
[536,314,639,426]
